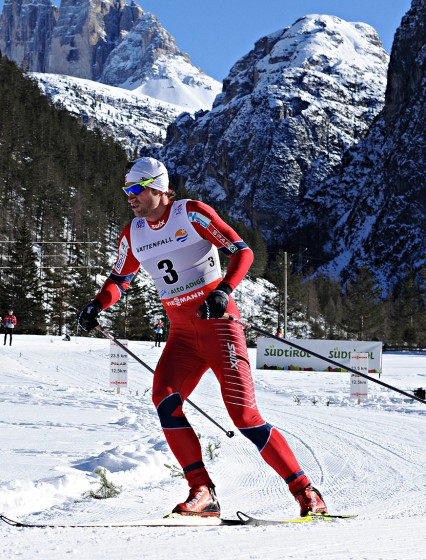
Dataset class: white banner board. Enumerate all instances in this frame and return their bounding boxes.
[109,340,128,388]
[350,352,369,399]
[256,338,382,374]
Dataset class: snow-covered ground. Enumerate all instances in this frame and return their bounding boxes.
[1,334,425,559]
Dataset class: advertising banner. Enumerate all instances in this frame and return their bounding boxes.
[256,338,382,374]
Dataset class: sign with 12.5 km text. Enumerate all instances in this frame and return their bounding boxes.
[110,339,128,390]
[350,352,369,399]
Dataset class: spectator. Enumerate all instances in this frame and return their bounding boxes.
[3,309,17,346]
[154,320,164,347]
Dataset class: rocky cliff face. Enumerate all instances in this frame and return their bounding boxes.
[0,0,221,140]
[0,0,58,72]
[46,0,142,80]
[99,11,189,87]
[298,0,425,291]
[0,0,140,78]
[153,15,389,245]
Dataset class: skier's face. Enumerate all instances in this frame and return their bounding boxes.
[126,184,165,221]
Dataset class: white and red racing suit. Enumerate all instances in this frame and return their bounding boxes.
[95,199,310,493]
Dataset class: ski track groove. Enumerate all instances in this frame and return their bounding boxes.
[268,413,419,517]
[2,341,425,528]
[192,371,424,518]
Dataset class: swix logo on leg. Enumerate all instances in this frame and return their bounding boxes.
[227,343,239,370]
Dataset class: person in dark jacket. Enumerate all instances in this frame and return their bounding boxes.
[3,310,17,346]
[154,321,164,347]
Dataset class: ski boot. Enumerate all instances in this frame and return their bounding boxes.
[172,485,220,517]
[294,484,328,517]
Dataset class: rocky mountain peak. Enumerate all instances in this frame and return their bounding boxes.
[298,1,425,292]
[99,11,189,87]
[155,14,389,244]
[0,0,58,72]
[46,0,143,80]
[220,14,387,106]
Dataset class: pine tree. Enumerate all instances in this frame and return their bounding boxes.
[313,272,343,338]
[1,221,46,333]
[127,281,161,340]
[43,266,73,336]
[341,267,384,340]
[391,269,426,346]
[245,227,268,279]
[100,274,164,341]
[104,291,127,339]
[214,210,268,279]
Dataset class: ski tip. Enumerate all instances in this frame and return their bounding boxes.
[0,514,24,527]
[236,511,251,523]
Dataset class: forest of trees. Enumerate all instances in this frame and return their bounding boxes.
[265,253,425,347]
[0,56,424,347]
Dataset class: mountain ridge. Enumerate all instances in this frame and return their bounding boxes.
[297,0,425,292]
[0,0,221,115]
[0,1,423,294]
[153,14,389,243]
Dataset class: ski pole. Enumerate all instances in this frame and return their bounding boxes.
[225,315,426,405]
[95,325,235,437]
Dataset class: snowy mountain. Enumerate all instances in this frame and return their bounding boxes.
[146,7,424,293]
[31,72,203,155]
[99,11,219,111]
[0,0,222,144]
[150,15,389,246]
[297,0,426,292]
[1,1,422,294]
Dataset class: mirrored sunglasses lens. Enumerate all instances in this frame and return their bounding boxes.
[123,184,145,196]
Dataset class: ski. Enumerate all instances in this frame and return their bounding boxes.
[236,511,358,525]
[0,513,241,528]
[0,511,357,528]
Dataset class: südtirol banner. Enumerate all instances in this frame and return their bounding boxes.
[256,338,382,373]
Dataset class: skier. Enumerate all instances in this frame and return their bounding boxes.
[3,309,17,346]
[78,157,327,518]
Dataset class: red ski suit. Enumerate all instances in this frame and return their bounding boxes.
[3,314,17,328]
[95,199,309,493]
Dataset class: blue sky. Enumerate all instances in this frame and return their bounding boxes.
[0,0,412,80]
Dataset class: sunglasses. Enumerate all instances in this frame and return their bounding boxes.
[121,173,164,196]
